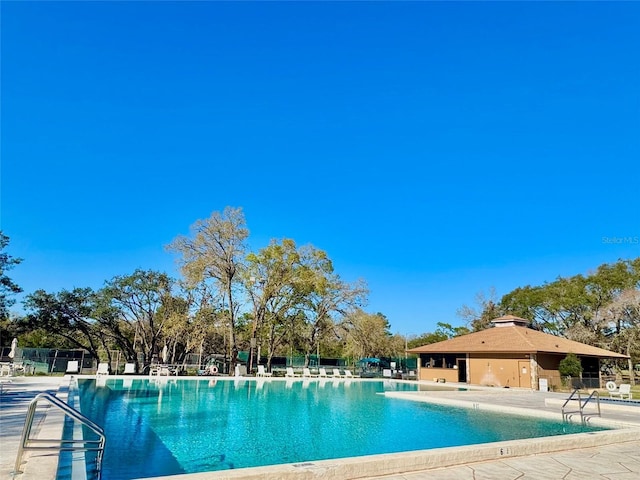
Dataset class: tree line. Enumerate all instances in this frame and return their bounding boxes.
[457,259,640,374]
[0,208,410,373]
[2,214,638,375]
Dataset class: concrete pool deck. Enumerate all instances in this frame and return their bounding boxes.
[1,376,638,480]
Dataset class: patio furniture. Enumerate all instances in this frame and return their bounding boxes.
[96,363,110,376]
[256,365,272,377]
[610,383,632,400]
[1,363,12,376]
[66,360,79,374]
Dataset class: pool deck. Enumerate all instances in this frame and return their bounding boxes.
[1,376,639,480]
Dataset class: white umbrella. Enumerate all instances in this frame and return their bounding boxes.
[161,344,168,364]
[8,338,17,359]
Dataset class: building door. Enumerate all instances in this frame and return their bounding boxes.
[457,359,467,383]
[518,360,531,388]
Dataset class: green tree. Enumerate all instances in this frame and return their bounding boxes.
[244,239,306,371]
[23,288,102,358]
[498,258,640,353]
[499,285,549,331]
[99,269,177,369]
[407,331,448,348]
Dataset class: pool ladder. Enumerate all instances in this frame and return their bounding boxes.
[561,388,601,425]
[13,392,105,479]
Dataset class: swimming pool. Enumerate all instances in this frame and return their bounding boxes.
[74,378,605,480]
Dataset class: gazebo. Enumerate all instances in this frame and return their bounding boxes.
[406,315,629,390]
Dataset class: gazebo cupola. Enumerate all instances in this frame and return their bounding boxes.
[491,314,530,328]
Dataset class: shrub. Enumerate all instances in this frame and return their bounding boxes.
[559,352,582,385]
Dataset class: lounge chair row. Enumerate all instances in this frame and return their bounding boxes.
[257,365,356,378]
[65,361,138,375]
[283,367,356,378]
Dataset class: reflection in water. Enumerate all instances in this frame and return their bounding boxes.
[77,378,604,480]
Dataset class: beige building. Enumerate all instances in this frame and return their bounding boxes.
[406,315,629,390]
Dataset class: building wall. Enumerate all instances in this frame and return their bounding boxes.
[418,367,459,383]
[468,353,532,388]
[536,352,566,390]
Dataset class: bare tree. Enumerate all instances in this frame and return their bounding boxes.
[299,244,368,367]
[0,231,23,321]
[457,287,500,331]
[343,309,393,360]
[167,207,248,373]
[605,289,640,383]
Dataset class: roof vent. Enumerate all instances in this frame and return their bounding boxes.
[491,315,530,328]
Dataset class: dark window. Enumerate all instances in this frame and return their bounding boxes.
[421,354,461,368]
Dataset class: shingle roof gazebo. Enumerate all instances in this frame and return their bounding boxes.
[406,315,628,390]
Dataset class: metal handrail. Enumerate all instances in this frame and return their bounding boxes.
[561,388,581,423]
[561,388,601,425]
[13,392,105,478]
[582,389,601,418]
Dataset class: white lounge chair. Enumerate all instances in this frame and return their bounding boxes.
[66,360,79,374]
[123,363,136,375]
[0,363,11,377]
[285,367,299,377]
[383,369,392,378]
[344,369,355,378]
[318,368,328,377]
[96,363,110,376]
[302,367,317,378]
[610,383,632,400]
[10,363,26,376]
[256,365,272,377]
[332,368,342,378]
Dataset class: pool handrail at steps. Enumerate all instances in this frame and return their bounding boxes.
[562,388,601,425]
[13,392,106,479]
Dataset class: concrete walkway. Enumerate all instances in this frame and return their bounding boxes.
[0,377,68,480]
[368,440,640,479]
[369,387,640,480]
[1,377,639,480]
[383,386,640,428]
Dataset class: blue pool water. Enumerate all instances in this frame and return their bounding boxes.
[76,378,605,479]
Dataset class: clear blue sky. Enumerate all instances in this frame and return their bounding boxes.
[2,1,639,335]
